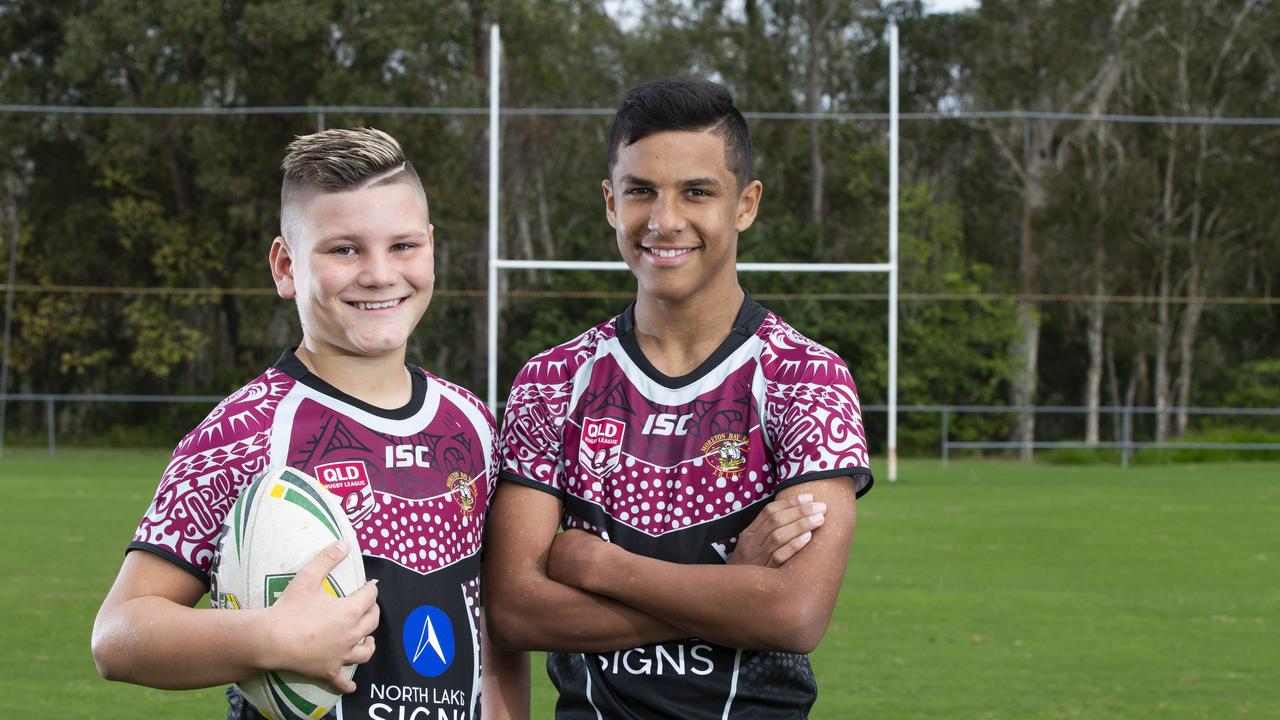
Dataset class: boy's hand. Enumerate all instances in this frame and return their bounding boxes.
[263,541,380,693]
[730,494,827,567]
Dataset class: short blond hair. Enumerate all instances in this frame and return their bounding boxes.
[280,127,426,237]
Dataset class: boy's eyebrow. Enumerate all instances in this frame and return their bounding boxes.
[316,229,429,244]
[620,175,723,188]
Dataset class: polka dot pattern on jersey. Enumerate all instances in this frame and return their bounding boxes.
[565,450,774,536]
[357,490,482,575]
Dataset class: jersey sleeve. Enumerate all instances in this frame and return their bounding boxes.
[499,359,571,497]
[127,374,284,584]
[763,341,874,498]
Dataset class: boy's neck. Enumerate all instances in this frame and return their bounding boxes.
[294,343,413,410]
[632,283,745,378]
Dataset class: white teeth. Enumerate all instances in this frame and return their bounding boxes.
[647,247,691,258]
[354,299,402,310]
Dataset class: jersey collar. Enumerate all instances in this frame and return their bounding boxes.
[614,292,768,389]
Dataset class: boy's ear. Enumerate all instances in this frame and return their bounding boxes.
[269,237,296,299]
[602,179,618,229]
[735,180,763,232]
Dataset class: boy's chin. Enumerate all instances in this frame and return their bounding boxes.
[326,334,411,358]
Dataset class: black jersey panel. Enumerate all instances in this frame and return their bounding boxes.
[549,642,816,720]
[561,492,772,563]
[347,553,480,719]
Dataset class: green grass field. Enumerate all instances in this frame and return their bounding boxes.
[1,451,1276,718]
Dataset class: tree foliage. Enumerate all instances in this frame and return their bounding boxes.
[0,0,1276,451]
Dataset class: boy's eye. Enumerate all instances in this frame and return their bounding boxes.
[391,242,416,252]
[624,187,655,197]
[330,246,357,256]
[686,188,711,197]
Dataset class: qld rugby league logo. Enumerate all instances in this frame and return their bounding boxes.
[446,470,477,514]
[702,433,748,479]
[314,460,375,522]
[580,417,626,477]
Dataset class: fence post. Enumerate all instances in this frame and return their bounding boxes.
[941,409,950,467]
[46,397,55,458]
[1120,405,1131,468]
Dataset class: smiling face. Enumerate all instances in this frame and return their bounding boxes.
[604,129,761,307]
[270,180,434,360]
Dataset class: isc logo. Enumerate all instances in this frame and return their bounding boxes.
[384,444,431,469]
[642,412,693,436]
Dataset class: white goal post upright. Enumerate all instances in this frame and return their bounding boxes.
[887,22,900,482]
[485,24,901,482]
[485,23,501,422]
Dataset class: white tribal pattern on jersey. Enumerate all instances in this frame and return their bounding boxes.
[500,295,872,720]
[129,349,495,720]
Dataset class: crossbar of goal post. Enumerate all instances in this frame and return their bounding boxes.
[485,23,902,482]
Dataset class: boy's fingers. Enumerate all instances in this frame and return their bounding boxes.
[755,500,827,533]
[357,601,381,636]
[350,636,376,664]
[770,531,813,567]
[330,668,357,694]
[294,541,350,588]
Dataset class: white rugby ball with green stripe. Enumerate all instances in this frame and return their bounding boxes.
[211,466,366,720]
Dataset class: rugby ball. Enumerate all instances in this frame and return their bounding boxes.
[211,466,367,720]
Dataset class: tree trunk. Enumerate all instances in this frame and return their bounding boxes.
[1153,132,1178,444]
[1012,299,1040,461]
[1084,294,1105,445]
[1125,351,1149,441]
[1153,246,1173,443]
[803,0,834,228]
[1175,265,1203,437]
[1012,121,1042,462]
[1106,343,1122,443]
[535,166,554,262]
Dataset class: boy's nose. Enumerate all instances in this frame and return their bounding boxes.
[358,254,397,286]
[648,193,687,236]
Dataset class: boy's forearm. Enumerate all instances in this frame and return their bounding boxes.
[486,569,688,653]
[479,628,529,720]
[92,595,270,689]
[567,547,824,652]
[484,481,689,654]
[548,479,857,654]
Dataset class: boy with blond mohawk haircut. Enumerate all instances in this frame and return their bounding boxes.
[93,128,526,719]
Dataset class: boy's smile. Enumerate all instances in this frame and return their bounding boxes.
[271,181,434,360]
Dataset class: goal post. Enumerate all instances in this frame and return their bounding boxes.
[485,24,901,481]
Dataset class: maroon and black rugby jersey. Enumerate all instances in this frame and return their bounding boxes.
[130,349,495,720]
[500,296,873,720]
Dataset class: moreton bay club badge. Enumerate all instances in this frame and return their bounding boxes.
[580,416,626,477]
[447,470,477,514]
[314,459,375,522]
[702,433,749,479]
